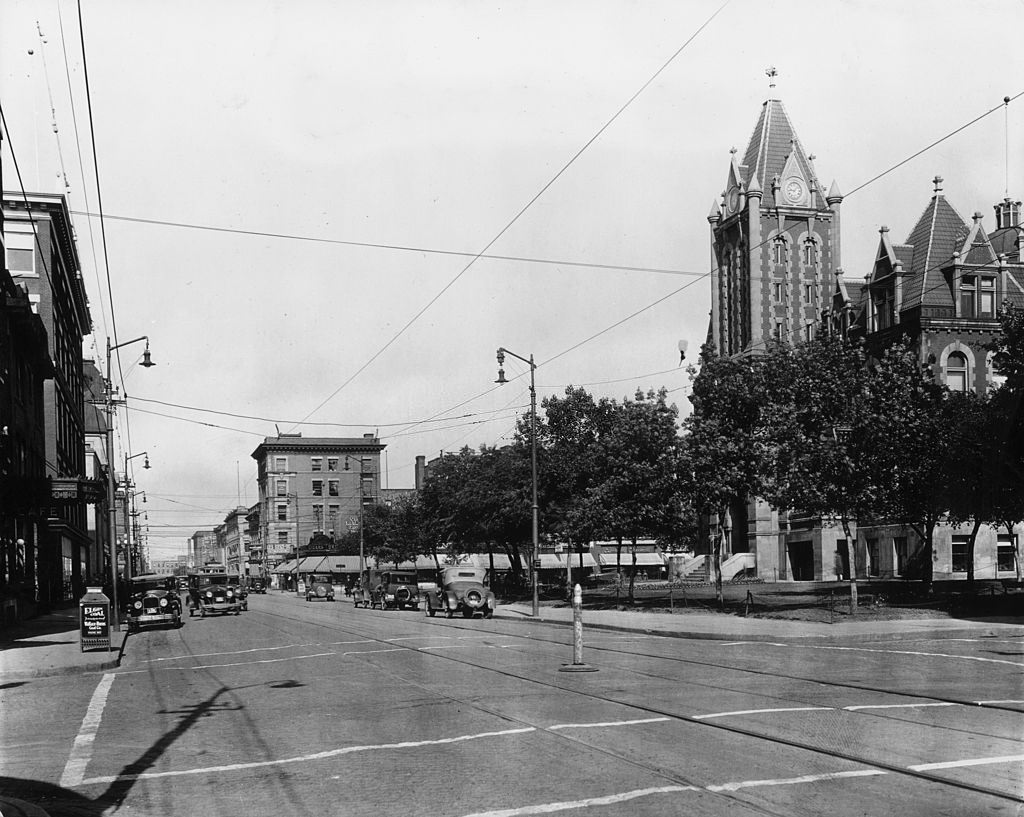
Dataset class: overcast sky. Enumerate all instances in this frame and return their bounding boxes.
[3,0,1021,558]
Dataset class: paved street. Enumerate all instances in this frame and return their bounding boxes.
[2,593,1023,816]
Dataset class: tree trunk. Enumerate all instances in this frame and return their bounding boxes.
[921,519,936,592]
[628,537,637,604]
[1009,522,1021,586]
[714,513,725,607]
[841,515,857,616]
[965,518,982,589]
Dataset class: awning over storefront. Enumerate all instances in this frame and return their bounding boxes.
[599,552,665,567]
[538,553,598,569]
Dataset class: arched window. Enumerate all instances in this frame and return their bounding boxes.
[946,351,968,391]
[802,239,817,266]
[772,237,787,266]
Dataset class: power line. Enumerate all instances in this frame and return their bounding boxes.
[66,209,699,278]
[288,1,731,428]
[414,89,1024,453]
[127,394,525,429]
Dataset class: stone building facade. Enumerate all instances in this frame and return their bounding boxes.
[704,91,1023,583]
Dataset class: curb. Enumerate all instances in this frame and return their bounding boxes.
[492,609,1024,644]
[0,632,126,681]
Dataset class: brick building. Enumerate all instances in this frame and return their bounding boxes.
[3,192,95,606]
[251,433,384,573]
[704,90,1023,583]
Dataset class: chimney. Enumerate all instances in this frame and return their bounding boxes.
[994,197,1021,229]
[415,455,426,490]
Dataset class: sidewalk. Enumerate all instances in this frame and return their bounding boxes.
[491,601,1024,643]
[0,606,126,682]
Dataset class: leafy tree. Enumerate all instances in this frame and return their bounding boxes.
[944,391,1003,588]
[536,387,617,582]
[684,346,767,604]
[987,303,1024,580]
[866,342,951,591]
[586,389,686,603]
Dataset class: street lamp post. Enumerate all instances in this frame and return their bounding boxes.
[123,452,149,581]
[105,336,154,627]
[345,456,369,577]
[495,347,539,618]
[291,493,302,598]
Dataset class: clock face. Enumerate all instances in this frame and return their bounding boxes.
[785,179,805,203]
[727,187,739,212]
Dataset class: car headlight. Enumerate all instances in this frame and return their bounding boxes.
[226,589,234,597]
[206,591,213,598]
[159,598,168,607]
[133,601,143,609]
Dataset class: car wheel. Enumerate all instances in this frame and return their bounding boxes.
[200,608,206,618]
[426,606,435,617]
[445,607,454,619]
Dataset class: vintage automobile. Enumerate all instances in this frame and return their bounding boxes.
[423,566,495,619]
[247,576,267,594]
[187,565,244,617]
[352,569,383,609]
[379,570,420,610]
[304,573,335,602]
[226,574,248,611]
[126,573,183,631]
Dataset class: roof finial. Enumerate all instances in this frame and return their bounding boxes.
[766,66,778,90]
[933,175,944,194]
[730,146,737,155]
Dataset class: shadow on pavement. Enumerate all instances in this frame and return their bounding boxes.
[0,777,101,817]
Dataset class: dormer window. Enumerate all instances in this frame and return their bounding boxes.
[960,275,976,316]
[960,275,996,318]
[872,286,895,330]
[980,277,995,317]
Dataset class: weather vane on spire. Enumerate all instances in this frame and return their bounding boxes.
[766,66,778,90]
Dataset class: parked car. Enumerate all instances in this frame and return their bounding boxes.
[305,573,335,602]
[423,566,495,619]
[353,569,384,609]
[247,577,267,594]
[226,575,248,611]
[126,573,183,632]
[379,570,420,610]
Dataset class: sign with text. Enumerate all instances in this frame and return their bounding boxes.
[80,588,111,652]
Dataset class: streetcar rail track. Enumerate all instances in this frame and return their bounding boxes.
[173,599,1024,807]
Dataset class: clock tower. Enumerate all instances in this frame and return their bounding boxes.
[707,88,843,357]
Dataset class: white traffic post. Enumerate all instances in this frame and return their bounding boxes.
[559,583,597,672]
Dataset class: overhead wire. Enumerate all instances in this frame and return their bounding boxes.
[65,209,701,277]
[408,88,1024,455]
[57,1,108,341]
[287,1,731,429]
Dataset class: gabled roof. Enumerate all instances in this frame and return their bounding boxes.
[900,194,969,308]
[740,99,817,195]
[958,216,998,266]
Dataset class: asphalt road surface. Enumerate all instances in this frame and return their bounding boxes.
[2,592,1023,816]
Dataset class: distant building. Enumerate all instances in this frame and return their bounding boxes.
[219,506,249,575]
[251,433,384,572]
[81,361,110,586]
[188,529,218,568]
